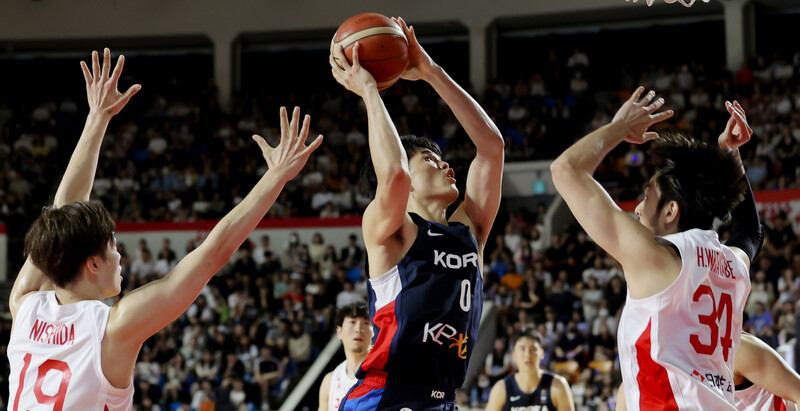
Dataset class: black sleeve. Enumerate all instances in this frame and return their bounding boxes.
[726,174,763,263]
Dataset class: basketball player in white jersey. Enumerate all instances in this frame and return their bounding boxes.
[617,333,800,411]
[485,331,575,411]
[551,89,762,410]
[7,48,322,410]
[318,302,371,411]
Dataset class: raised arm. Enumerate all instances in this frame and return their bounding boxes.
[55,48,141,206]
[393,18,504,246]
[106,107,322,348]
[719,100,761,271]
[735,333,800,405]
[9,48,140,318]
[330,43,411,248]
[549,87,674,292]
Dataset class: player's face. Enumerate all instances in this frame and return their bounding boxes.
[512,338,543,372]
[99,236,123,299]
[408,149,458,204]
[337,316,372,354]
[634,178,662,234]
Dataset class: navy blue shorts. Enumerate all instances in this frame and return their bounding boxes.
[340,373,458,411]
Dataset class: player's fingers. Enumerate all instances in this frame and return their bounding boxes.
[650,109,674,123]
[252,134,274,154]
[111,55,125,84]
[102,48,111,79]
[335,45,352,70]
[643,132,659,141]
[352,42,361,67]
[640,90,657,105]
[80,61,92,85]
[629,86,645,104]
[301,135,324,156]
[329,54,343,71]
[296,114,311,148]
[91,50,100,80]
[112,84,141,113]
[279,107,290,145]
[645,97,664,113]
[289,106,301,142]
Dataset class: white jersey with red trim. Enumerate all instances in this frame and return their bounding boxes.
[618,229,750,410]
[735,382,798,411]
[8,291,133,411]
[328,360,357,411]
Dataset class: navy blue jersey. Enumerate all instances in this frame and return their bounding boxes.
[345,213,483,408]
[502,372,556,411]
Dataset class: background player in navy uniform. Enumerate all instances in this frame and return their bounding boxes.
[486,332,575,411]
[329,16,504,411]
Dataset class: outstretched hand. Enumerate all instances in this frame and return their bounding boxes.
[719,100,752,150]
[80,48,141,117]
[252,107,323,183]
[330,43,377,97]
[611,86,674,144]
[393,17,436,82]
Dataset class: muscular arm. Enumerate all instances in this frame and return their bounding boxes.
[106,108,321,354]
[361,85,412,247]
[552,374,576,411]
[427,66,504,246]
[9,49,139,318]
[485,379,507,411]
[318,372,332,411]
[550,123,676,295]
[735,333,800,404]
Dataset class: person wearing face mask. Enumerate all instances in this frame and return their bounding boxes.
[486,331,575,411]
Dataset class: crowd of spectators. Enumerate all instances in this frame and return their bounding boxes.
[1,41,800,410]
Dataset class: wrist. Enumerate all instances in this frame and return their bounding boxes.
[423,64,445,84]
[605,121,630,140]
[86,111,113,123]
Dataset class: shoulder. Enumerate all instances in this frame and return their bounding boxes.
[320,371,333,390]
[549,372,570,391]
[492,377,508,393]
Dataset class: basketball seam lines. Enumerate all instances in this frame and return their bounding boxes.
[335,27,406,50]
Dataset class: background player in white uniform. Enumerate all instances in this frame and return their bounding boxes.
[318,302,371,411]
[7,49,322,410]
[550,88,762,410]
[486,331,575,411]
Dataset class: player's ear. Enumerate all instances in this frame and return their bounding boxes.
[84,255,101,277]
[664,200,680,226]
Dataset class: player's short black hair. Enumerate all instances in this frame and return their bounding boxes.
[513,330,543,348]
[25,200,115,288]
[359,135,443,199]
[648,132,747,231]
[334,302,369,328]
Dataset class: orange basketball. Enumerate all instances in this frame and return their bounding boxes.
[331,13,409,90]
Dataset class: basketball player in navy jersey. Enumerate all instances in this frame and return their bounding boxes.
[330,16,504,411]
[486,332,575,411]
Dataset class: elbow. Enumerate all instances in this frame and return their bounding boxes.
[381,165,411,190]
[550,158,577,191]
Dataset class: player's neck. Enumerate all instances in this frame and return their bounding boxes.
[55,280,104,305]
[515,367,543,389]
[407,197,449,225]
[345,353,367,379]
